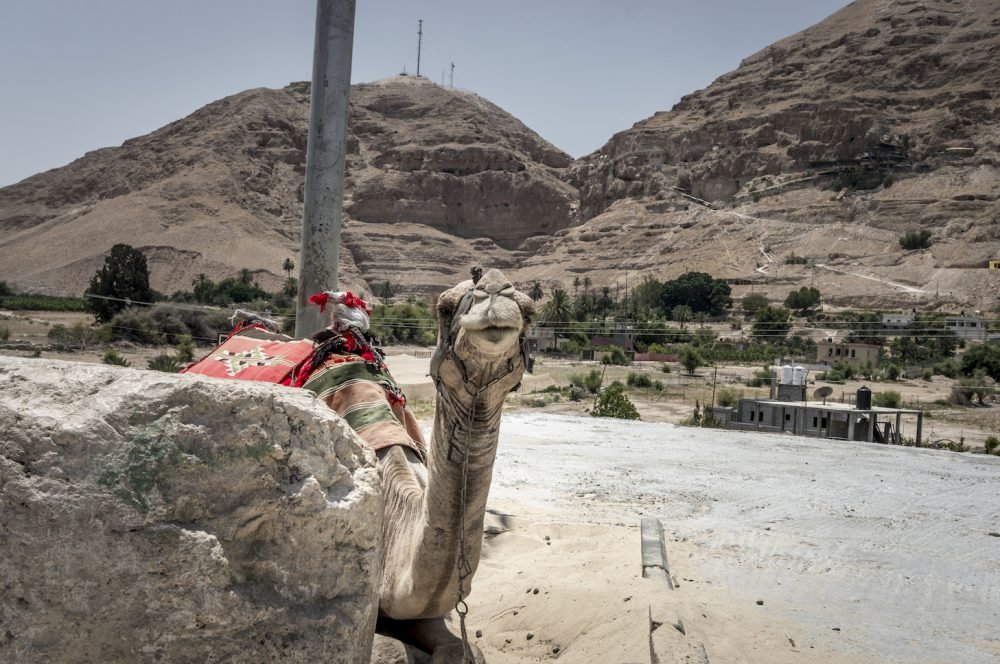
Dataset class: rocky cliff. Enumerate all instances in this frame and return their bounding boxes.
[0,356,381,662]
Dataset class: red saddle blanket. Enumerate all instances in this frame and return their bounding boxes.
[181,328,316,385]
[181,326,426,460]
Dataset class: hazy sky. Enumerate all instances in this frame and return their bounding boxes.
[0,0,851,187]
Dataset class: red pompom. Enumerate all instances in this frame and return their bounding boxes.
[308,292,330,312]
[342,292,371,313]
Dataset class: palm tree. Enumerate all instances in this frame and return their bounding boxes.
[529,281,544,302]
[572,276,581,299]
[542,288,573,324]
[282,258,295,279]
[238,268,253,286]
[599,286,613,317]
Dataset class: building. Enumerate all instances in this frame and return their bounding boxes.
[881,311,915,336]
[716,396,923,446]
[944,314,987,340]
[713,384,924,446]
[816,339,882,367]
[525,325,557,352]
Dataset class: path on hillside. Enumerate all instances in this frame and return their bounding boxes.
[814,262,927,294]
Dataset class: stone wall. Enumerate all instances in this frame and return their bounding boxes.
[0,357,381,663]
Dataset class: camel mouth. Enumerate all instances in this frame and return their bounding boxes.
[463,325,519,347]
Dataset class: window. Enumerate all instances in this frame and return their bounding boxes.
[749,411,755,421]
[785,413,791,421]
[851,349,856,358]
[828,348,834,356]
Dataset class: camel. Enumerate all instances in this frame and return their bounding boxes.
[372,267,533,662]
[184,268,531,662]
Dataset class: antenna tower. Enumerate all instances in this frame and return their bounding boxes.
[450,62,455,87]
[416,19,423,77]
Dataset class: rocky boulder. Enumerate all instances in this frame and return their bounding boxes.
[0,356,381,663]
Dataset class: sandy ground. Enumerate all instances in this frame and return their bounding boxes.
[462,413,1000,664]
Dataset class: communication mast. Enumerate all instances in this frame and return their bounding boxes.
[449,62,455,87]
[416,19,423,77]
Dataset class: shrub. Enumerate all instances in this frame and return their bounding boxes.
[0,326,8,342]
[922,369,934,381]
[678,345,704,374]
[109,310,165,345]
[600,346,630,366]
[569,369,603,394]
[716,387,742,408]
[147,354,182,373]
[626,372,653,388]
[899,229,932,250]
[175,334,195,363]
[102,348,131,367]
[591,383,640,420]
[661,363,672,374]
[873,390,902,408]
[653,380,664,391]
[935,359,960,379]
[884,364,901,381]
[680,400,724,428]
[47,322,101,350]
[984,435,999,455]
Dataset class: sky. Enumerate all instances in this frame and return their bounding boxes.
[0,0,852,187]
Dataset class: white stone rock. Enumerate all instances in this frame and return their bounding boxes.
[0,356,381,663]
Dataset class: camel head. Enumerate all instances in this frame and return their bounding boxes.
[431,268,534,390]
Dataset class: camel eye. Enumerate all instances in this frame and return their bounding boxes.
[437,305,453,320]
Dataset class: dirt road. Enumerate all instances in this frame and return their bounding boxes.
[467,413,1000,663]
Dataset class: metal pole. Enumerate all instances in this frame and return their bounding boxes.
[295,0,356,338]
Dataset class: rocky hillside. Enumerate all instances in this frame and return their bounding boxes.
[0,76,576,298]
[2,0,999,312]
[544,0,1000,311]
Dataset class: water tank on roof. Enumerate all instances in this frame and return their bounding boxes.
[857,386,872,410]
[780,365,793,385]
[793,365,806,386]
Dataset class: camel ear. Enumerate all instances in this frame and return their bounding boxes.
[513,290,535,327]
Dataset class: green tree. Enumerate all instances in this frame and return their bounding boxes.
[660,271,732,316]
[238,268,254,287]
[591,383,640,420]
[784,287,821,312]
[529,281,544,302]
[960,343,1000,382]
[741,293,769,315]
[752,305,792,342]
[87,244,154,323]
[282,258,295,279]
[845,311,884,346]
[671,304,693,327]
[542,288,573,325]
[678,345,704,374]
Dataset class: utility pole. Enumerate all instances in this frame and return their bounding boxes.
[416,19,423,77]
[295,0,357,338]
[449,62,454,87]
